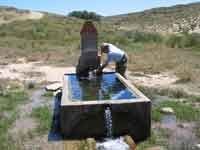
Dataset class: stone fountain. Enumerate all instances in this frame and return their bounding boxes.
[60,21,151,142]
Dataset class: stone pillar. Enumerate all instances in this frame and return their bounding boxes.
[76,21,100,78]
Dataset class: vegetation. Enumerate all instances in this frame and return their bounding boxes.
[137,129,169,150]
[152,100,200,122]
[42,91,53,97]
[105,2,200,33]
[0,82,28,149]
[68,10,101,21]
[31,106,52,134]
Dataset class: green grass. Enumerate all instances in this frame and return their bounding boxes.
[152,107,163,122]
[137,86,189,100]
[152,100,200,122]
[196,122,200,140]
[0,89,28,111]
[190,95,200,103]
[137,129,169,150]
[42,91,53,97]
[0,87,28,149]
[31,106,52,134]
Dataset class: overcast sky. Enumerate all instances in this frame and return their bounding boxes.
[0,0,200,16]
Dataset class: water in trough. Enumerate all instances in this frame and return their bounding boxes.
[67,73,136,101]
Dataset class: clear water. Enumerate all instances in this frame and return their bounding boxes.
[104,107,113,137]
[96,137,130,150]
[67,73,137,101]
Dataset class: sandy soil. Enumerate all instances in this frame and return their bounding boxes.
[129,71,179,88]
[0,61,75,83]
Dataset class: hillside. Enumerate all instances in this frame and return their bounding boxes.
[104,2,200,33]
[0,6,44,25]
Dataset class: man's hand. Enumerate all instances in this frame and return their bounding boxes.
[96,68,103,76]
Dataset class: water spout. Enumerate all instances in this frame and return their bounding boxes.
[104,107,113,137]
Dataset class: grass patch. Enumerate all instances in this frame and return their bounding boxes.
[137,85,188,100]
[0,89,28,112]
[137,129,169,150]
[31,106,52,134]
[190,95,200,103]
[42,91,53,97]
[0,111,18,150]
[152,108,162,122]
[0,85,28,149]
[196,122,200,140]
[152,100,200,122]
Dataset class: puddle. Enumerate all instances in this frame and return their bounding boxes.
[161,115,177,129]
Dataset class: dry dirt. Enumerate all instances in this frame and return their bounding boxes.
[0,60,75,83]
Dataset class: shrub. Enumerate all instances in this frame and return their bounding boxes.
[165,34,184,48]
[68,10,101,21]
[133,32,163,43]
[166,33,200,48]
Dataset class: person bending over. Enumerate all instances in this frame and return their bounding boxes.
[97,43,128,77]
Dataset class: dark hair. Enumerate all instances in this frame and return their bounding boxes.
[101,45,109,53]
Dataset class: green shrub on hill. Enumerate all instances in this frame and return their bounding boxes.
[68,10,101,21]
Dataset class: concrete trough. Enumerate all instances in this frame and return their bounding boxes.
[60,72,151,142]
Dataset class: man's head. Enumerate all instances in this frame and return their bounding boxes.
[101,43,109,53]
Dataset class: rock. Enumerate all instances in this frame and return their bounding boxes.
[178,123,187,128]
[196,144,200,150]
[16,57,27,64]
[45,82,62,91]
[53,89,62,96]
[86,138,96,150]
[25,79,37,89]
[160,107,175,114]
[175,98,187,103]
[124,135,137,150]
[146,146,165,150]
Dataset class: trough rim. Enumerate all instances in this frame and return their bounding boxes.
[61,72,151,106]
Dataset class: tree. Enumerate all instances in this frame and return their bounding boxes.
[68,10,101,21]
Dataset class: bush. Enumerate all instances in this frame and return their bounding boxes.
[133,32,163,43]
[68,10,101,21]
[166,33,200,48]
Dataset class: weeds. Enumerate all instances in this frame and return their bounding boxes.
[0,83,28,149]
[137,129,169,150]
[137,85,188,99]
[31,106,52,134]
[152,100,200,122]
[42,91,53,97]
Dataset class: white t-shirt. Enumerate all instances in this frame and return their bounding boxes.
[104,43,125,64]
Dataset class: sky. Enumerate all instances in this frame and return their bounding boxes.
[0,0,200,16]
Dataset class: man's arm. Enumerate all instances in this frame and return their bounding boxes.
[99,62,108,70]
[96,55,110,75]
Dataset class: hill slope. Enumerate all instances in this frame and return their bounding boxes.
[104,2,200,33]
[0,6,44,25]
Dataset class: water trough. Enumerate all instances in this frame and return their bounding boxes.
[60,72,151,142]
